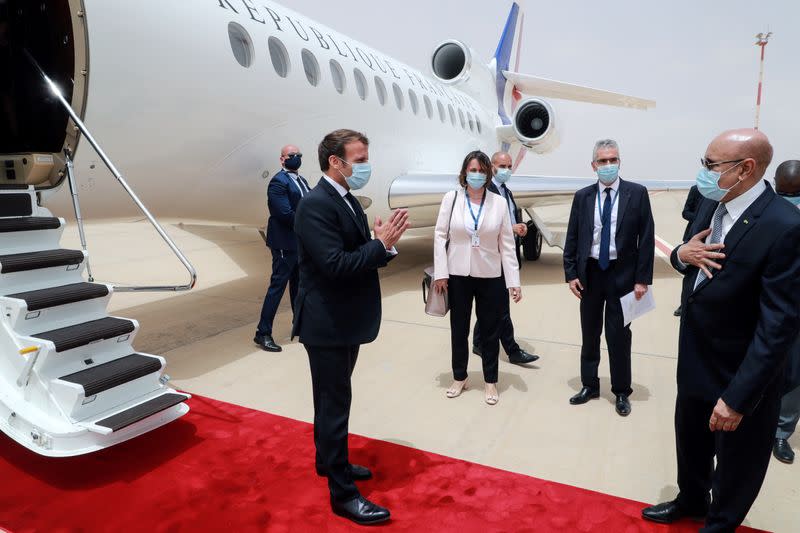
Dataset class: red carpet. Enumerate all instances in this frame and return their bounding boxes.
[0,395,766,532]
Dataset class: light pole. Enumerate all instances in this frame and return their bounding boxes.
[754,32,772,130]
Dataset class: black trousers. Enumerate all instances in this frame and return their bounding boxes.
[449,275,505,383]
[472,276,520,356]
[256,248,298,336]
[579,259,632,396]
[675,391,781,532]
[305,344,360,503]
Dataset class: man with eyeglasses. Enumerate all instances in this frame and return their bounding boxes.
[563,139,655,417]
[643,131,800,531]
[771,160,800,465]
[254,144,312,352]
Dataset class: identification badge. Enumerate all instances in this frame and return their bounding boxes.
[471,234,480,247]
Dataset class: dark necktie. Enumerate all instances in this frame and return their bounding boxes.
[344,193,368,236]
[298,176,310,194]
[598,187,612,270]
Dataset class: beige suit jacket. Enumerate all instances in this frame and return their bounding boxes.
[433,188,520,288]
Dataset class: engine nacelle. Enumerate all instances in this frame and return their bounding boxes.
[511,98,560,154]
[430,40,472,84]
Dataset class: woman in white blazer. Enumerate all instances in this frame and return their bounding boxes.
[433,151,522,405]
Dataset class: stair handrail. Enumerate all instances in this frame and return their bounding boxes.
[24,50,196,292]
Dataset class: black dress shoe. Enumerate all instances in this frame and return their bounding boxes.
[254,334,282,352]
[773,438,795,464]
[508,349,540,364]
[316,464,373,480]
[331,495,390,525]
[642,499,707,524]
[673,305,682,317]
[569,387,599,405]
[472,344,483,357]
[615,394,631,416]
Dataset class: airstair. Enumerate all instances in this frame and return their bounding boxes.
[0,54,195,457]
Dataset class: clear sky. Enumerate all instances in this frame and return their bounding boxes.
[289,0,798,181]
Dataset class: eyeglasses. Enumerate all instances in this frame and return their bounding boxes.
[595,157,619,165]
[284,152,302,158]
[778,190,800,198]
[700,157,743,171]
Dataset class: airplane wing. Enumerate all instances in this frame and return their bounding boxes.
[388,173,693,228]
[503,71,656,110]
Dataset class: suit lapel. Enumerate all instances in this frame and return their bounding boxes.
[583,187,595,244]
[615,180,630,235]
[319,178,369,242]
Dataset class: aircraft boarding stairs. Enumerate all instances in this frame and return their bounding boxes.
[0,185,190,457]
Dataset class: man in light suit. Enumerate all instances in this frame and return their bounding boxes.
[293,129,409,525]
[772,159,800,465]
[254,144,311,352]
[563,139,655,417]
[642,131,800,531]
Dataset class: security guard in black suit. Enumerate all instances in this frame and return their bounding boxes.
[643,130,800,532]
[293,129,409,525]
[472,151,539,365]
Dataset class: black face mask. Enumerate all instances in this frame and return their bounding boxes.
[284,154,302,171]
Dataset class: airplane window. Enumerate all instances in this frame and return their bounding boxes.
[374,76,387,106]
[437,100,446,123]
[458,109,466,129]
[330,59,346,94]
[468,113,475,132]
[268,37,290,78]
[301,49,320,87]
[354,68,368,101]
[423,95,433,119]
[408,89,419,115]
[228,22,254,68]
[476,116,482,134]
[392,83,404,110]
[448,104,456,126]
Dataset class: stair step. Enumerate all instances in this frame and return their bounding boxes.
[7,282,109,311]
[95,392,188,432]
[0,193,33,217]
[0,217,61,233]
[33,317,135,353]
[0,249,84,274]
[59,353,163,397]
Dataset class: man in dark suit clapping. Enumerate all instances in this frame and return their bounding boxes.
[293,129,409,525]
[254,144,311,352]
[563,139,655,417]
[643,130,800,531]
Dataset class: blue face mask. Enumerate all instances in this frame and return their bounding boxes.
[466,172,487,190]
[494,168,512,184]
[338,158,372,190]
[284,154,302,171]
[696,161,744,202]
[780,194,800,207]
[596,164,619,185]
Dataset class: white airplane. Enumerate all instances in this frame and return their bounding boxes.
[0,0,691,456]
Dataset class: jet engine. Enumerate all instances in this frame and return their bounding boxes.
[511,98,560,154]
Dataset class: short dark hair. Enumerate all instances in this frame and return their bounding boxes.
[318,129,370,171]
[457,150,492,188]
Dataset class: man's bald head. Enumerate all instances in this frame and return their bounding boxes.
[280,144,300,158]
[491,151,512,167]
[775,160,800,195]
[704,129,773,202]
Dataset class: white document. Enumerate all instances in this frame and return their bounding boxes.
[620,288,656,326]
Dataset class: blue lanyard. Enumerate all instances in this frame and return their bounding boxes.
[466,189,486,231]
[597,187,619,222]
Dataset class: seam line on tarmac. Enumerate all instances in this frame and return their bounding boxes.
[382,318,679,360]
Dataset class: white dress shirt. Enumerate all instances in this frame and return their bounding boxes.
[492,178,516,228]
[286,169,308,196]
[590,178,620,260]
